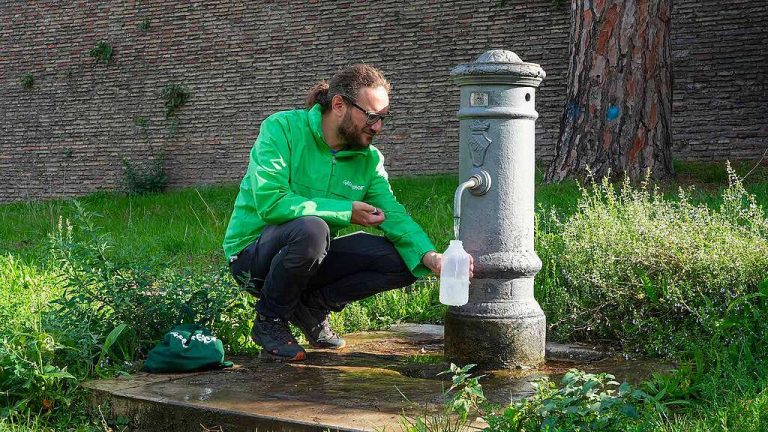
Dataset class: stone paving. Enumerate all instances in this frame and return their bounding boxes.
[84,324,670,432]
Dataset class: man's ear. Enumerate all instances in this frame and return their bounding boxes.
[331,94,347,117]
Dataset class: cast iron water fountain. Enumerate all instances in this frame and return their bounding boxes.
[445,49,547,369]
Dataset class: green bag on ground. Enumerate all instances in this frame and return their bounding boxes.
[143,324,234,373]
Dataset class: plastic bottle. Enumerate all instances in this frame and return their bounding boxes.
[439,240,471,306]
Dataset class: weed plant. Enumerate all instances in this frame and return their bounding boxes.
[121,153,167,195]
[537,164,768,356]
[19,73,33,89]
[161,84,190,118]
[49,203,254,356]
[137,19,150,31]
[88,41,112,65]
[403,365,665,432]
[485,370,660,431]
[0,255,75,417]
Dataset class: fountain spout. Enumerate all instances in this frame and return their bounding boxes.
[453,170,491,239]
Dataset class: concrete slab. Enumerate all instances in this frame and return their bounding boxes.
[84,324,670,432]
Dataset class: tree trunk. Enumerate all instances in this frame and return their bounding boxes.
[545,0,675,183]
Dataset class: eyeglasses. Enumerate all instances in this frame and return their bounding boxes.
[341,95,391,126]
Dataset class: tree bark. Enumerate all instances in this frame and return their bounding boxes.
[545,0,675,183]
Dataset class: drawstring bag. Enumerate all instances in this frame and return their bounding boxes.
[143,324,234,373]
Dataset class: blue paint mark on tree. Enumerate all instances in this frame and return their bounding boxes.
[566,101,583,119]
[607,105,620,121]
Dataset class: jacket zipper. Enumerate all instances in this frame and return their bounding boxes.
[325,154,337,197]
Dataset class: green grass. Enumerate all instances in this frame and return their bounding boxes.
[0,186,237,265]
[2,160,768,430]
[3,161,765,266]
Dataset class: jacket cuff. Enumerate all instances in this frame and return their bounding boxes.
[397,232,436,278]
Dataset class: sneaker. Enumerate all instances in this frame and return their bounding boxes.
[291,302,346,349]
[251,315,306,361]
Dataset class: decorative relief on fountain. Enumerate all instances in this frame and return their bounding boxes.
[469,120,492,167]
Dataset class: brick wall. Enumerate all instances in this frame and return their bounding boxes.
[670,0,768,160]
[1,1,766,202]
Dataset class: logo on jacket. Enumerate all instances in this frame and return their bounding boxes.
[343,180,365,191]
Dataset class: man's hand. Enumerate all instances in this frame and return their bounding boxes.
[421,251,475,278]
[351,201,386,227]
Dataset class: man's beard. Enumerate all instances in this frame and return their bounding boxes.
[338,112,374,150]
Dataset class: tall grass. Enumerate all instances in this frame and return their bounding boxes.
[537,166,768,356]
[0,255,84,426]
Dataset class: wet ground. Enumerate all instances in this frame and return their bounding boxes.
[84,324,672,432]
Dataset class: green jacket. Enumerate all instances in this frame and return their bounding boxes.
[223,104,435,277]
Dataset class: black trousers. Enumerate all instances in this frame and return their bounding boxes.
[229,216,417,320]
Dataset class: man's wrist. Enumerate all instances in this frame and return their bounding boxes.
[422,250,437,268]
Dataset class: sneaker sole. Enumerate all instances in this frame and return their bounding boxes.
[258,349,306,362]
[309,339,346,350]
[291,320,346,350]
[251,332,306,362]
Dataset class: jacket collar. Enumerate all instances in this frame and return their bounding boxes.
[308,104,327,147]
